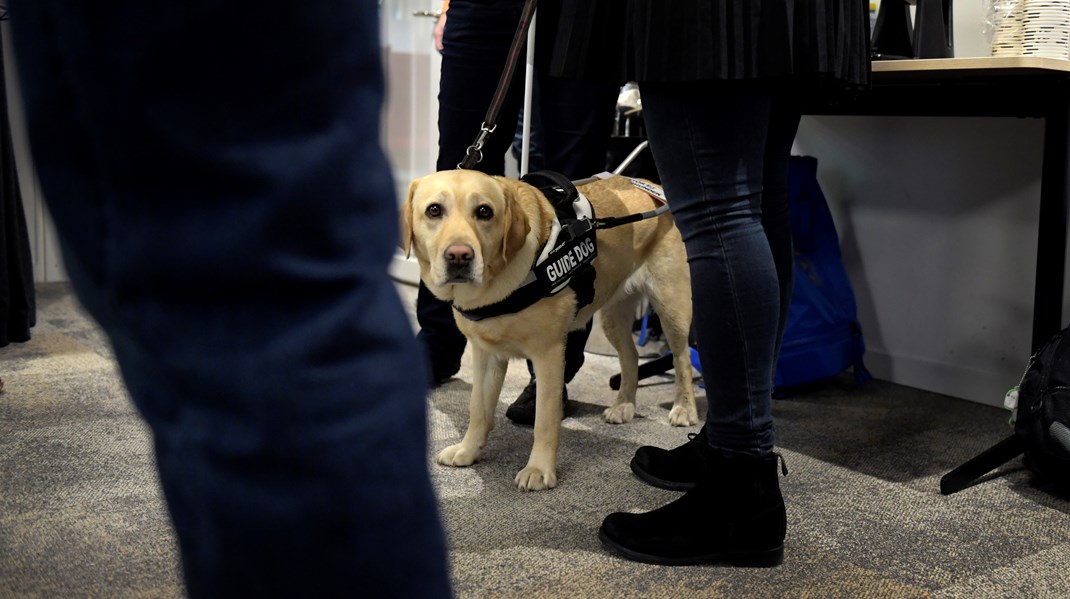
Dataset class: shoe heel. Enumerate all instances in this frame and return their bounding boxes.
[728,546,784,568]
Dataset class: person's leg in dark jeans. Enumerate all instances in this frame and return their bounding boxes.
[416,280,468,386]
[649,81,780,455]
[598,81,796,566]
[538,74,619,178]
[628,92,800,491]
[436,0,528,175]
[12,1,452,595]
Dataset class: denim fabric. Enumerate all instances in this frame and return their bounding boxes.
[11,1,451,596]
[640,82,801,456]
[420,0,617,378]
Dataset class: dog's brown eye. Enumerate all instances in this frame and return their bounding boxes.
[475,205,494,220]
[426,203,442,218]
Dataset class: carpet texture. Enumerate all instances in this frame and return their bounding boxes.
[1,282,1068,598]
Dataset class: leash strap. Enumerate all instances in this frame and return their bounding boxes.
[458,0,539,169]
[593,205,671,230]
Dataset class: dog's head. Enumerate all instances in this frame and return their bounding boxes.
[401,170,535,293]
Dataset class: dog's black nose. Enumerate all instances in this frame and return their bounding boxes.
[444,244,474,266]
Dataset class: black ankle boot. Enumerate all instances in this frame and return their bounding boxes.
[630,425,708,491]
[505,377,573,425]
[600,451,788,567]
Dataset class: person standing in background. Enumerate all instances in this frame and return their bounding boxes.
[548,0,871,566]
[10,1,452,595]
[418,0,618,425]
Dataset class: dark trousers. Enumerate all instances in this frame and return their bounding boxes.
[11,1,451,596]
[641,82,802,457]
[419,0,617,383]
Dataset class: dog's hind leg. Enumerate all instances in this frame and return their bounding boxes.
[646,261,699,427]
[438,345,508,467]
[600,295,641,424]
[514,346,565,491]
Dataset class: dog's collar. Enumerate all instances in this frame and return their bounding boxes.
[451,186,597,322]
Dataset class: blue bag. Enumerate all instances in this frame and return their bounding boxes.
[773,156,872,391]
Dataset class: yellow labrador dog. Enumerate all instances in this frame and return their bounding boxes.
[401,169,696,491]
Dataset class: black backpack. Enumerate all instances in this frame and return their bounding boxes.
[1012,327,1070,492]
[941,326,1070,496]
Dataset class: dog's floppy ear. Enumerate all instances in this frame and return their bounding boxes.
[400,179,418,259]
[496,178,532,260]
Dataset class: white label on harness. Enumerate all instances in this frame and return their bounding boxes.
[534,224,597,291]
[594,171,667,205]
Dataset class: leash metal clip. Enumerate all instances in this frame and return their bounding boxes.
[458,122,498,168]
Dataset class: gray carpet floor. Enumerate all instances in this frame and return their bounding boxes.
[2,282,1069,598]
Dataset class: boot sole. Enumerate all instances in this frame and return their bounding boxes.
[629,457,697,492]
[598,529,784,568]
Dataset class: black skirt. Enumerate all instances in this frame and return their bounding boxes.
[0,26,34,348]
[546,0,871,88]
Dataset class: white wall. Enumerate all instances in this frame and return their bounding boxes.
[795,116,1046,408]
[950,0,989,58]
[793,1,1056,407]
[382,0,441,285]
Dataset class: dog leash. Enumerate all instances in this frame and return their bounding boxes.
[458,0,539,170]
[592,205,670,231]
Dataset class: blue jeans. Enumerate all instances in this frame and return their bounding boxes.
[11,1,451,596]
[640,82,801,456]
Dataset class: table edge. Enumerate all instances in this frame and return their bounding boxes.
[873,56,1070,75]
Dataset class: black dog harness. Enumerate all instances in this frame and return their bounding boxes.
[452,171,598,321]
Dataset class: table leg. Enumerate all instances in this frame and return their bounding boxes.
[1034,84,1070,350]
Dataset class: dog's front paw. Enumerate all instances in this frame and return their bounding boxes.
[514,466,557,491]
[603,403,636,424]
[668,404,699,427]
[437,443,480,467]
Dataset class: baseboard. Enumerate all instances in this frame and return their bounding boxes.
[863,349,1014,409]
